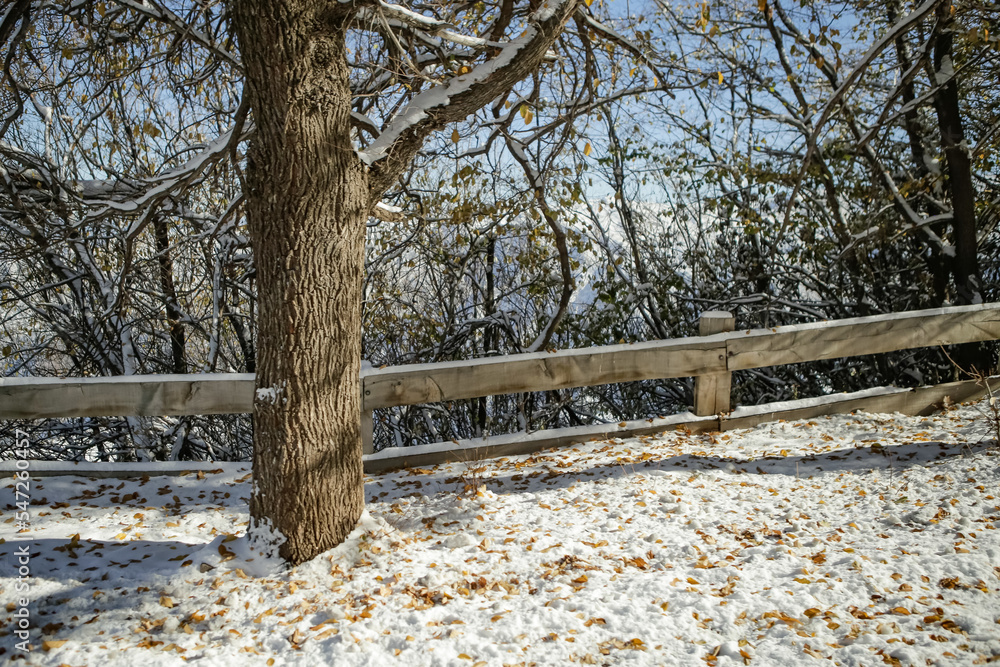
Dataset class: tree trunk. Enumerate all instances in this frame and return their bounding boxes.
[475,237,497,435]
[152,214,186,374]
[932,1,989,374]
[231,0,367,565]
[932,0,981,306]
[887,0,949,305]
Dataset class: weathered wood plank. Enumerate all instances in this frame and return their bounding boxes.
[361,409,374,455]
[0,374,256,419]
[726,302,1000,371]
[364,378,995,472]
[362,413,720,474]
[360,359,375,454]
[720,377,994,431]
[0,460,249,479]
[694,311,735,416]
[363,337,729,409]
[2,304,998,421]
[5,377,991,477]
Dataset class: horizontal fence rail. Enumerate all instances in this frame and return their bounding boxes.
[725,304,1000,370]
[362,336,729,408]
[0,373,255,420]
[3,302,999,464]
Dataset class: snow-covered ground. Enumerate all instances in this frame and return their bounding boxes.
[3,400,999,666]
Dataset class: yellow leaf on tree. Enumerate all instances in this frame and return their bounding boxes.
[451,129,460,144]
[584,142,592,156]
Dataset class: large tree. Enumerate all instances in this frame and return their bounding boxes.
[229,0,581,563]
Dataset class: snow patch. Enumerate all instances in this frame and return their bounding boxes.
[4,399,1000,666]
[255,380,287,405]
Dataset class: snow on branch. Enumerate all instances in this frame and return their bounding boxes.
[783,0,943,234]
[86,122,251,240]
[361,0,580,197]
[806,0,941,157]
[113,0,239,66]
[362,1,493,48]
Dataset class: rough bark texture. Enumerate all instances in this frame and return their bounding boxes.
[229,0,577,565]
[931,1,990,373]
[932,0,981,306]
[887,0,949,305]
[152,214,186,374]
[231,0,367,564]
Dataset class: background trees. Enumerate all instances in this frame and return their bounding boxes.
[1,0,997,534]
[1,0,251,460]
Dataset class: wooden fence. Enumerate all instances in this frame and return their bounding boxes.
[2,302,998,473]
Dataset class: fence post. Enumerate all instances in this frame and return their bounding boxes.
[694,311,735,416]
[361,360,374,455]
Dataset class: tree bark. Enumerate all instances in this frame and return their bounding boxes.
[931,1,989,374]
[230,0,577,565]
[231,0,367,564]
[152,214,186,374]
[475,237,497,436]
[887,0,949,305]
[932,0,981,306]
